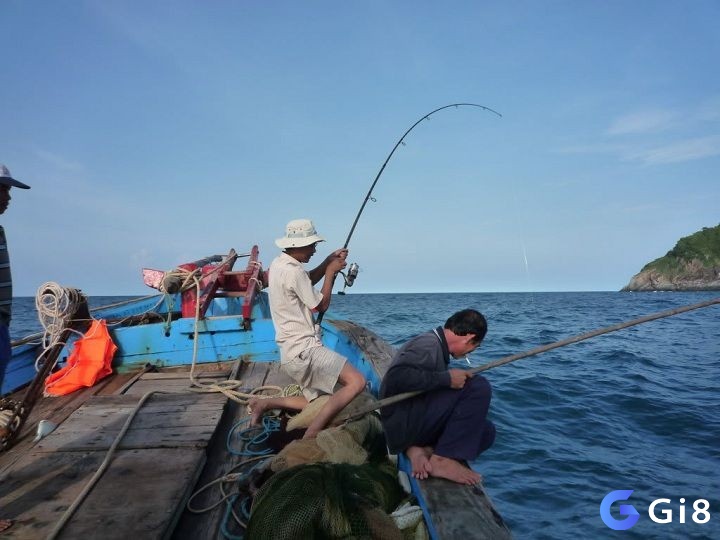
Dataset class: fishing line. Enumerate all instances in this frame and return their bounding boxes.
[507,172,535,304]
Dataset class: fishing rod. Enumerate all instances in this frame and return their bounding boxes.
[341,296,720,422]
[330,103,502,299]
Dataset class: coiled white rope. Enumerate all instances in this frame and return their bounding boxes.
[33,282,88,372]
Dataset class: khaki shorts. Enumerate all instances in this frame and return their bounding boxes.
[282,345,347,401]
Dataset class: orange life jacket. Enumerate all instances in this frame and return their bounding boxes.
[45,319,117,396]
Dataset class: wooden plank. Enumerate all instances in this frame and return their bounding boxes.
[0,372,129,477]
[171,361,273,540]
[124,379,216,395]
[141,371,230,380]
[1,366,233,539]
[262,361,296,389]
[33,394,226,452]
[0,448,205,540]
[154,361,236,375]
[64,393,226,408]
[94,370,142,395]
[49,406,224,432]
[241,360,275,392]
[416,477,512,539]
[122,368,231,396]
[35,424,219,452]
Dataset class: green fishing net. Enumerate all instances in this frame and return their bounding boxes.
[246,460,405,539]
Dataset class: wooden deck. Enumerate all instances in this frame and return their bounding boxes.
[1,321,513,539]
[0,361,279,539]
[171,361,294,540]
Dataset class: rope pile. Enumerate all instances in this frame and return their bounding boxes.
[167,265,286,406]
[34,282,87,372]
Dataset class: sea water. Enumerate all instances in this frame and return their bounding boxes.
[9,291,720,539]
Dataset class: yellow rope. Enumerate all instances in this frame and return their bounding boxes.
[181,270,285,406]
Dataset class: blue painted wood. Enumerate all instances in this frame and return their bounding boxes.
[3,292,378,396]
[2,343,38,396]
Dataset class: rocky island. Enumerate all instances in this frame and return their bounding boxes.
[622,224,720,291]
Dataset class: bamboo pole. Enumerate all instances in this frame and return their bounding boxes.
[343,296,720,422]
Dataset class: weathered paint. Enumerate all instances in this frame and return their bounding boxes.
[3,292,378,395]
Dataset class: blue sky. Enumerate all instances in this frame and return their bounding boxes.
[2,1,719,295]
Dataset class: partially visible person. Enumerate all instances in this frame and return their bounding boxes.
[380,309,494,485]
[249,219,366,438]
[0,165,31,394]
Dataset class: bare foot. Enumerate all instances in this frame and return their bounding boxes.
[406,446,433,479]
[428,454,482,485]
[0,519,13,533]
[248,397,268,426]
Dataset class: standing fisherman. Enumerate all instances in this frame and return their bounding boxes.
[0,165,31,395]
[0,164,30,535]
[249,219,366,438]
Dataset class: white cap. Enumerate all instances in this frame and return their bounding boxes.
[0,164,31,189]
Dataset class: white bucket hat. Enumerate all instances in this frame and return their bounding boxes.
[275,219,325,249]
[0,164,31,189]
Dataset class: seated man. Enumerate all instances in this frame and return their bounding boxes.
[249,219,366,438]
[380,309,495,485]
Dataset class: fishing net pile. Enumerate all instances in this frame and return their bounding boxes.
[247,461,406,539]
[245,392,428,539]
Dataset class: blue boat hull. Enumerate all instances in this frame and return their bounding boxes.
[4,292,381,397]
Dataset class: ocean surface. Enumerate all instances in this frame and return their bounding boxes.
[9,291,720,539]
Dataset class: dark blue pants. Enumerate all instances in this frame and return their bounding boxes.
[413,375,495,461]
[0,324,10,393]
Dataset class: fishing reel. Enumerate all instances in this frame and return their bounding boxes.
[337,262,360,295]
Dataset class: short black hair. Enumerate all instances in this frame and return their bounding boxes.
[444,309,487,344]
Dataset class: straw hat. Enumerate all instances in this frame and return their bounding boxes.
[275,219,325,249]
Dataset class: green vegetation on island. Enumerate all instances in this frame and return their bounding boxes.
[622,223,720,291]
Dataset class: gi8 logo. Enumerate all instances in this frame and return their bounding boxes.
[600,490,640,531]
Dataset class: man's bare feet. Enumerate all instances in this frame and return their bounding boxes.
[0,519,13,533]
[428,454,482,485]
[406,446,433,479]
[248,397,268,426]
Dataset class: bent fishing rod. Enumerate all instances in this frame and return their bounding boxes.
[319,103,502,323]
[341,296,720,422]
[343,102,501,251]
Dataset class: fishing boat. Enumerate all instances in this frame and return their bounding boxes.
[0,247,511,539]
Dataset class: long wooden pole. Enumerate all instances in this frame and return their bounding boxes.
[342,296,720,422]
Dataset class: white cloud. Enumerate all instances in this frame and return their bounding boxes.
[606,109,678,135]
[629,135,720,164]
